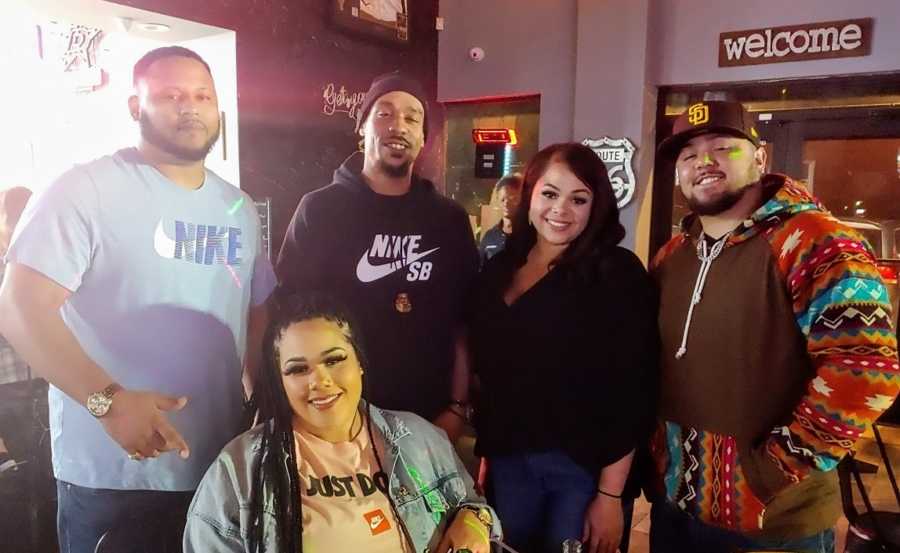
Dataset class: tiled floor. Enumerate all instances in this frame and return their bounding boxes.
[628,495,650,553]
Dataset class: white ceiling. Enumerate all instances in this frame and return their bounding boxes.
[8,0,231,42]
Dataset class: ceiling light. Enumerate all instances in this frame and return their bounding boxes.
[137,22,170,33]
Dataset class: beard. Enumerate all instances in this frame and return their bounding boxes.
[140,113,220,162]
[686,186,750,216]
[685,168,762,216]
[378,158,412,178]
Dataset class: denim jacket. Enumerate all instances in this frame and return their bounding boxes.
[183,406,501,552]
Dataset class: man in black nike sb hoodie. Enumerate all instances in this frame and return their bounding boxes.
[276,73,478,439]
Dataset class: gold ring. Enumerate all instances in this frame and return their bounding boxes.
[128,453,141,460]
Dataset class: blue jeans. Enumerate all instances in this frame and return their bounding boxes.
[649,501,835,553]
[489,451,635,553]
[57,480,194,553]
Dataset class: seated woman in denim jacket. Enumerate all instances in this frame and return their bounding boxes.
[184,294,500,553]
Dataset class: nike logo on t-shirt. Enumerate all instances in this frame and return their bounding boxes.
[363,509,391,535]
[154,219,243,266]
[369,515,384,530]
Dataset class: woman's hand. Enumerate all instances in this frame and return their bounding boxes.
[436,509,491,553]
[581,494,623,553]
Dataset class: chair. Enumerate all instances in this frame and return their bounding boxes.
[839,422,900,553]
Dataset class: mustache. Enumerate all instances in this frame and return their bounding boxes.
[177,117,207,129]
[693,170,726,184]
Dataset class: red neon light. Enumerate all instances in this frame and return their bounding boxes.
[472,128,518,145]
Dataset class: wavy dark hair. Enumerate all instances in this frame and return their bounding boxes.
[504,142,626,279]
[248,293,414,552]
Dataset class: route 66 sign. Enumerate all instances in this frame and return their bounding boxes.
[581,137,637,209]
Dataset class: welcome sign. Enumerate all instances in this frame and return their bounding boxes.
[718,18,872,67]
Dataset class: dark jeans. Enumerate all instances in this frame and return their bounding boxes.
[649,501,835,553]
[489,451,635,553]
[57,481,194,553]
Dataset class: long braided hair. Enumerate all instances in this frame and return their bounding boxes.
[248,293,415,552]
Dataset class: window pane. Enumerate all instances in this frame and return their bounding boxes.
[804,138,900,259]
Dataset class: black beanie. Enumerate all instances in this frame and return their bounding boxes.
[355,71,429,142]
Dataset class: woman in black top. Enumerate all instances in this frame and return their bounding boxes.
[468,143,658,553]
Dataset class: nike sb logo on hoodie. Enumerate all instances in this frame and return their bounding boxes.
[355,234,439,283]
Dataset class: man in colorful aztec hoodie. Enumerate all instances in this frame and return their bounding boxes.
[648,100,899,552]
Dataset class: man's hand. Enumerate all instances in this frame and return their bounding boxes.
[436,509,491,553]
[99,389,191,460]
[433,407,466,443]
[581,494,623,553]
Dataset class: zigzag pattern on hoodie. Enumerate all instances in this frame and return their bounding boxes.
[762,180,898,477]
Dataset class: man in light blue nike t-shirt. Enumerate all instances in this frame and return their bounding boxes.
[0,46,275,553]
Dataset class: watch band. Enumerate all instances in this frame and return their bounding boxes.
[100,383,122,399]
[458,504,493,529]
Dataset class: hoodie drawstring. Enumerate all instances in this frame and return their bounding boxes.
[675,232,731,359]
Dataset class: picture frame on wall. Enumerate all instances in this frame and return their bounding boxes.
[332,0,410,46]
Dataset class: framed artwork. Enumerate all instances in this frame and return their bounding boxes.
[332,0,410,46]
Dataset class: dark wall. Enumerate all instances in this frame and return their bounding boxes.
[116,0,442,254]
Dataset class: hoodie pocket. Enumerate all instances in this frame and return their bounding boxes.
[660,421,768,533]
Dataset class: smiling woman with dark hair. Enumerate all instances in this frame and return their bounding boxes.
[184,294,500,553]
[467,143,659,553]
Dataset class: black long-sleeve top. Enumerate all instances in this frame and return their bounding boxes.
[467,246,659,478]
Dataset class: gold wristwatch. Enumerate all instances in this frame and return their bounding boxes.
[458,504,493,529]
[86,383,122,418]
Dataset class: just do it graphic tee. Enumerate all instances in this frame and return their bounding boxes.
[294,427,405,553]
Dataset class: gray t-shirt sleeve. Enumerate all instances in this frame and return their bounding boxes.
[7,168,95,292]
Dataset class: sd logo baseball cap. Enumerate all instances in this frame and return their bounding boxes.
[657,100,761,161]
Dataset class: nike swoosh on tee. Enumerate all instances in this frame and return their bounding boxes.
[355,247,440,283]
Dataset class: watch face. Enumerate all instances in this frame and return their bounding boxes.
[478,508,493,526]
[87,392,112,417]
[462,505,492,527]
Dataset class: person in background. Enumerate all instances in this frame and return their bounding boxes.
[479,173,522,265]
[467,143,658,553]
[0,186,34,473]
[184,294,501,553]
[0,47,275,553]
[649,100,899,553]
